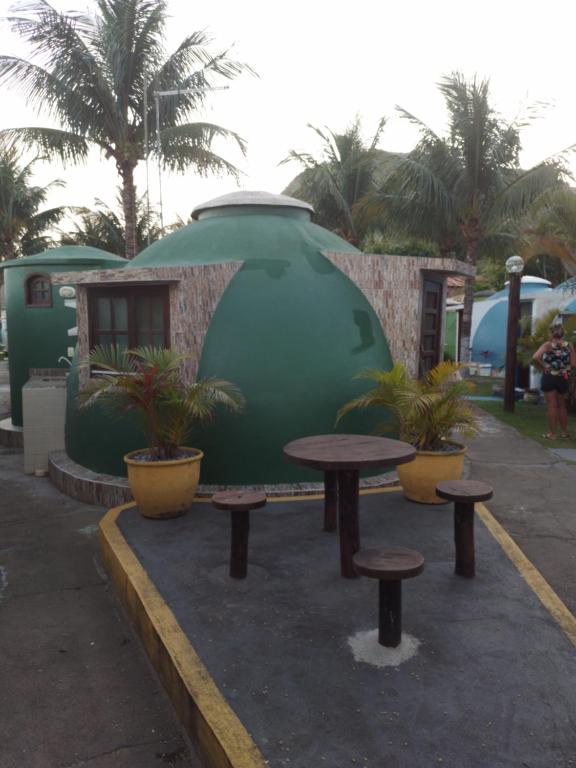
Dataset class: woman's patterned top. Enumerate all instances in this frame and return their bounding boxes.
[542,341,571,378]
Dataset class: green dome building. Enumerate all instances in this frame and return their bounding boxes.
[64,192,393,485]
[1,246,127,427]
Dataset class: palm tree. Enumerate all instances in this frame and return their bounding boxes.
[363,73,566,360]
[336,361,479,451]
[0,145,65,260]
[521,187,576,278]
[61,190,168,256]
[281,118,388,244]
[0,0,252,259]
[79,345,245,460]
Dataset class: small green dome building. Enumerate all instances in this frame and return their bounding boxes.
[1,246,127,426]
[65,192,393,484]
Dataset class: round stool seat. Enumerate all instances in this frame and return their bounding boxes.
[353,547,424,581]
[436,480,493,503]
[211,490,267,512]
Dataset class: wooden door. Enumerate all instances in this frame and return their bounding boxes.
[419,279,443,376]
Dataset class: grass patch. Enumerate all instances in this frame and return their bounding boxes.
[466,375,500,397]
[475,400,576,450]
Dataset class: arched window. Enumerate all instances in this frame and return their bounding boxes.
[26,273,52,307]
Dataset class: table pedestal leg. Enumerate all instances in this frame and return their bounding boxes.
[230,510,250,579]
[379,580,402,647]
[338,469,360,578]
[323,470,338,532]
[454,501,475,578]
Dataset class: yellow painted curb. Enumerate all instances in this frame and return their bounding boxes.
[477,502,576,648]
[99,504,267,768]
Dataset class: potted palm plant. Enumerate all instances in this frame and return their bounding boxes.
[337,361,479,503]
[79,345,244,518]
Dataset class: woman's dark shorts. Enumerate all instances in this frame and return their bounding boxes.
[541,373,569,395]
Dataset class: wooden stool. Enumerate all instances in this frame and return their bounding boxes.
[353,547,424,648]
[211,491,267,579]
[436,480,493,578]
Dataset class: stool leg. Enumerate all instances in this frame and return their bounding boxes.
[338,469,360,578]
[379,580,402,648]
[323,470,338,532]
[454,501,475,578]
[230,509,250,579]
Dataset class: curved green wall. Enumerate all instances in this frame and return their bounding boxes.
[65,201,393,483]
[65,356,144,476]
[2,247,126,426]
[194,247,391,484]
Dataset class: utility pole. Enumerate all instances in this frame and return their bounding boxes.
[143,71,151,245]
[149,85,229,230]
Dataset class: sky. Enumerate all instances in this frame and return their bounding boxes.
[1,0,576,226]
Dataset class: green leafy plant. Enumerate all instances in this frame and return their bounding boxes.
[337,361,479,451]
[79,345,244,460]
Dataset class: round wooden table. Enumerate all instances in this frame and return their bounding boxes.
[283,434,416,578]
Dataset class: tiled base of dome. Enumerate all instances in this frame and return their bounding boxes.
[48,449,399,508]
[0,418,23,449]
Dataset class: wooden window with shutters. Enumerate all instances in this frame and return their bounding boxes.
[88,285,170,351]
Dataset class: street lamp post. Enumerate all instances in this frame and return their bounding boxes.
[503,255,524,412]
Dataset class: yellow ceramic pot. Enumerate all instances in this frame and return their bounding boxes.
[396,442,466,504]
[124,447,203,519]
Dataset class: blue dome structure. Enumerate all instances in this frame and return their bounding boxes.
[471,277,553,369]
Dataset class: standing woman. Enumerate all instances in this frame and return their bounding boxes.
[532,323,576,439]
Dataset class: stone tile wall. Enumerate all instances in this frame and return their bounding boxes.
[54,253,474,385]
[324,253,474,376]
[54,264,243,386]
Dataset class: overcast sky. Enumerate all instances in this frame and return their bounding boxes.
[1,0,576,225]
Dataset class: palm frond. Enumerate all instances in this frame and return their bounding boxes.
[128,345,186,370]
[82,344,138,372]
[158,122,245,175]
[338,361,478,450]
[0,127,90,164]
[78,345,244,459]
[395,107,442,145]
[281,118,387,241]
[3,0,251,258]
[4,2,120,137]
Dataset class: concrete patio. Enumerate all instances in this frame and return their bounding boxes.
[105,484,576,768]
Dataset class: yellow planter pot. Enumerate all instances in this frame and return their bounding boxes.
[396,442,466,504]
[124,447,203,519]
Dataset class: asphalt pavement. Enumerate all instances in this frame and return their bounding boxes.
[467,408,576,616]
[0,363,197,768]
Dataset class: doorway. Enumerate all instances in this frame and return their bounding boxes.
[419,278,443,376]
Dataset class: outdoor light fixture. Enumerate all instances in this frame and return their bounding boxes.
[504,255,524,412]
[58,286,76,299]
[505,255,524,275]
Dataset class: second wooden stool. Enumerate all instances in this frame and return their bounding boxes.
[353,547,424,648]
[436,479,493,578]
[211,491,267,579]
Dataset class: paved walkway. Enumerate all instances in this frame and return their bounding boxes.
[0,370,196,766]
[467,409,576,616]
